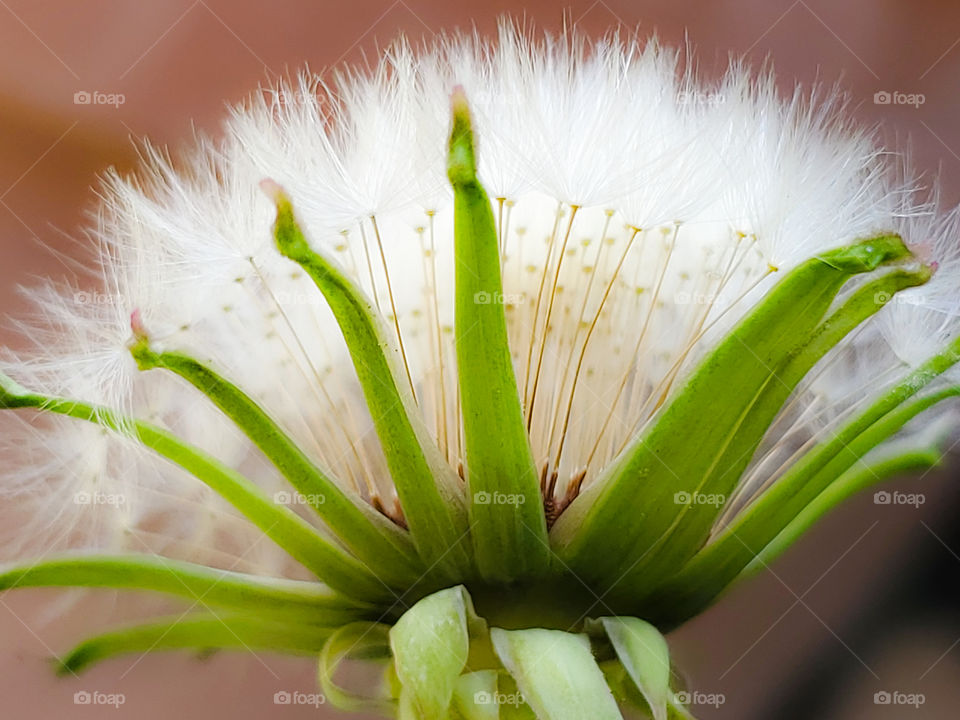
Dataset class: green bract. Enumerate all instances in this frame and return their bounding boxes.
[0,92,957,720]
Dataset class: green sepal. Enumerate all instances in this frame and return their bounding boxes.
[743,443,944,576]
[497,673,538,720]
[59,613,334,675]
[0,553,373,624]
[552,236,914,596]
[265,183,471,578]
[600,660,700,720]
[389,585,484,719]
[397,691,419,720]
[642,351,960,627]
[452,670,501,720]
[129,341,423,587]
[0,371,31,407]
[599,659,648,713]
[448,89,550,582]
[318,622,396,717]
[490,627,623,720]
[0,375,389,601]
[606,264,932,604]
[594,617,671,720]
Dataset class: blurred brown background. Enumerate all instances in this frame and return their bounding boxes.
[2,1,960,718]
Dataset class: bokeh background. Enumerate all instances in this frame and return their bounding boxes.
[1,1,959,718]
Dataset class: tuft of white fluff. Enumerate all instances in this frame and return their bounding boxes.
[2,20,959,574]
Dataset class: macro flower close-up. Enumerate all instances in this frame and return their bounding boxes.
[2,4,960,720]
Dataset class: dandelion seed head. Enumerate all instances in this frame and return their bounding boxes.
[3,19,959,571]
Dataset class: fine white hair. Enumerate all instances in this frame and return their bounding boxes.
[2,19,957,573]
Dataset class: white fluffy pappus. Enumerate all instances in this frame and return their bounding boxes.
[2,20,959,574]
